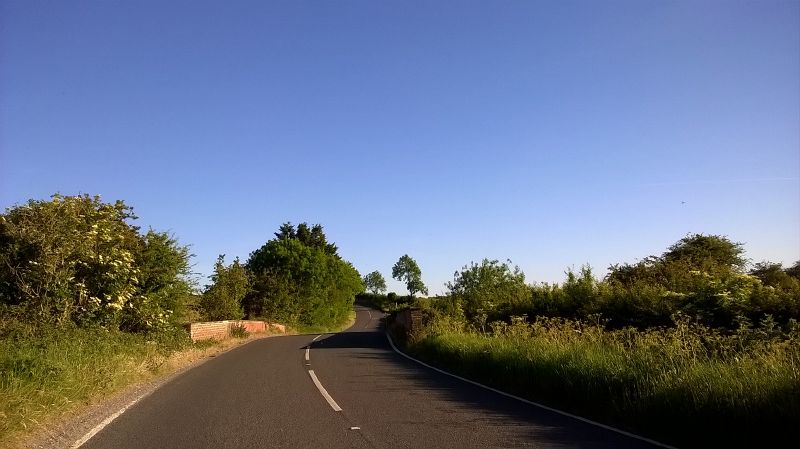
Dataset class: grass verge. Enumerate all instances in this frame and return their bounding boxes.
[0,322,284,448]
[405,316,800,448]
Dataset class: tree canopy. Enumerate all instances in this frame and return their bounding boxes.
[244,222,362,327]
[363,271,387,295]
[392,255,427,298]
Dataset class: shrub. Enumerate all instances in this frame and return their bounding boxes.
[0,194,192,332]
[229,324,249,338]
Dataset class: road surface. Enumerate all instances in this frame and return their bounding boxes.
[81,306,663,448]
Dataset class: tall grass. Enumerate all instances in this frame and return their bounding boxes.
[0,320,190,441]
[407,315,800,448]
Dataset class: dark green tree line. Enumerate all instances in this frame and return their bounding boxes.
[435,234,800,331]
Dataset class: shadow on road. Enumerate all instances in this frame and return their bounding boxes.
[305,312,660,449]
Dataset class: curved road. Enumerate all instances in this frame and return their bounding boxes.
[82,306,663,448]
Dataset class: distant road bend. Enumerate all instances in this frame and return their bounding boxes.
[81,306,665,449]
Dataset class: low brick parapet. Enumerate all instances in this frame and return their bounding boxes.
[186,320,285,342]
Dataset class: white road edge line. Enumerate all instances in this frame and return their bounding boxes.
[70,392,149,448]
[308,369,342,412]
[312,334,322,342]
[384,332,676,449]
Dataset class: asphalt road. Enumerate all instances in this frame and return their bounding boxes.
[81,306,664,449]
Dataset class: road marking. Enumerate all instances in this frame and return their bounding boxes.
[70,392,149,448]
[384,332,676,449]
[305,346,310,361]
[349,426,361,430]
[364,310,373,329]
[308,370,342,412]
[312,334,322,342]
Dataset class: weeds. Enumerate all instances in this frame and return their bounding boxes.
[0,320,190,441]
[229,324,249,338]
[407,315,800,448]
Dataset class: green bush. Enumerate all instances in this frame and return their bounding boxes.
[0,194,193,332]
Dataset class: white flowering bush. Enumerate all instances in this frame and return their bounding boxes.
[0,194,192,332]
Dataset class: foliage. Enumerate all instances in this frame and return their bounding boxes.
[245,222,363,328]
[356,292,417,312]
[400,232,800,447]
[786,261,800,280]
[482,234,800,330]
[355,292,389,310]
[0,194,192,332]
[751,261,800,290]
[363,270,387,295]
[274,222,338,256]
[407,314,799,448]
[445,259,528,330]
[392,254,427,298]
[198,255,248,321]
[663,233,747,270]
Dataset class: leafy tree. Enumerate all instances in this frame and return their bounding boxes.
[363,271,387,294]
[392,255,427,298]
[246,223,362,327]
[199,255,249,321]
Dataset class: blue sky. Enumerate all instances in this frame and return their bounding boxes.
[1,0,798,294]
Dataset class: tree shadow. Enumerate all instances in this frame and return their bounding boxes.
[305,316,663,449]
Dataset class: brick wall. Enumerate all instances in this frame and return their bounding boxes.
[389,308,423,343]
[186,320,285,342]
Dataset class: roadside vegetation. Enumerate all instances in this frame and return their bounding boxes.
[241,222,363,329]
[0,194,197,441]
[399,235,800,448]
[0,194,364,444]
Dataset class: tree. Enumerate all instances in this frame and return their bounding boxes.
[363,271,387,294]
[392,255,427,298]
[246,223,362,327]
[663,234,746,271]
[198,255,249,321]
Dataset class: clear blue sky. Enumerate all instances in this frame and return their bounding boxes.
[2,0,798,294]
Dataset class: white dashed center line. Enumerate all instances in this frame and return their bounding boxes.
[308,370,342,412]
